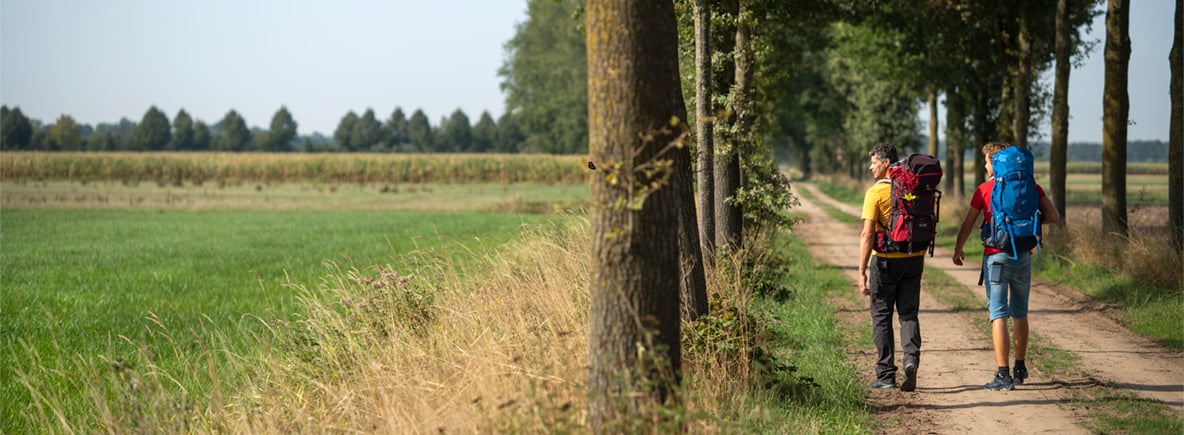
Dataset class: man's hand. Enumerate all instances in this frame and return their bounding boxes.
[952,248,966,266]
[859,269,870,296]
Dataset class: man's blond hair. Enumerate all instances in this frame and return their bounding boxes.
[982,142,1012,160]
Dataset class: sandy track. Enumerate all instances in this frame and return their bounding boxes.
[792,182,1183,433]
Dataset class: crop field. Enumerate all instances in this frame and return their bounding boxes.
[950,169,1170,207]
[0,151,590,184]
[0,153,589,432]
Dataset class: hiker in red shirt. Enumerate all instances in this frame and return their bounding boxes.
[953,142,1061,391]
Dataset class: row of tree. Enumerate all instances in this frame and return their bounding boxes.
[0,105,531,154]
[577,0,1182,429]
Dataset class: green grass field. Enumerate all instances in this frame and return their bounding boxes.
[0,181,581,433]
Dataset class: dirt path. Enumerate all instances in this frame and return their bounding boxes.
[791,182,1184,433]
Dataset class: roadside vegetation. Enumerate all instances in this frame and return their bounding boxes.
[4,154,874,432]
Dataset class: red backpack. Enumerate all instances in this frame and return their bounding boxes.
[874,154,943,256]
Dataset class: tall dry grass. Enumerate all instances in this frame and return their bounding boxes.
[22,217,770,432]
[232,220,592,433]
[1047,207,1183,291]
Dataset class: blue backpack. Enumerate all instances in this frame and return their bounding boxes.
[982,146,1040,257]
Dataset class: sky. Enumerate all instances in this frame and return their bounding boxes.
[1,0,529,136]
[0,1,1176,142]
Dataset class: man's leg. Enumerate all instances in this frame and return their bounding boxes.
[1009,253,1032,361]
[992,318,1011,367]
[869,257,898,384]
[897,256,923,367]
[984,253,1014,390]
[896,256,923,392]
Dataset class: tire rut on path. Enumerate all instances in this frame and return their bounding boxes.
[796,182,1184,413]
[792,182,1184,433]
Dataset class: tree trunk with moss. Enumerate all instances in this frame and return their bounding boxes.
[585,0,685,430]
[1103,0,1130,237]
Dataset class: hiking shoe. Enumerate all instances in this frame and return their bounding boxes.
[900,363,918,392]
[871,379,896,389]
[985,372,1014,391]
[1013,365,1028,385]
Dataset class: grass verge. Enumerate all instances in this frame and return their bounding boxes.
[726,230,872,432]
[10,215,876,432]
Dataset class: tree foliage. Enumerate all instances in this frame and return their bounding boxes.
[171,110,195,151]
[132,106,172,151]
[471,111,497,153]
[351,109,383,152]
[407,109,433,152]
[1,106,34,150]
[500,0,587,154]
[385,107,410,151]
[334,111,359,152]
[266,106,298,152]
[216,110,251,152]
[436,109,473,153]
[47,114,83,151]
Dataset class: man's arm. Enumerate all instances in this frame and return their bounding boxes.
[858,219,876,296]
[952,207,982,266]
[1038,195,1061,224]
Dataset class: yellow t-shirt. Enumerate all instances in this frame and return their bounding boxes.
[862,180,925,259]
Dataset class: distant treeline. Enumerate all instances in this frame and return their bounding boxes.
[0,105,530,154]
[1028,140,1170,163]
[938,140,1171,163]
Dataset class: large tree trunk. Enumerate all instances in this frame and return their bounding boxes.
[716,0,745,251]
[1013,6,1033,148]
[1050,0,1071,223]
[928,91,939,157]
[1103,0,1130,237]
[1170,0,1183,251]
[585,0,684,429]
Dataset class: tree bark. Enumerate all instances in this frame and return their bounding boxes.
[1050,0,1071,223]
[694,0,716,259]
[715,0,745,251]
[946,89,967,199]
[928,91,939,157]
[674,0,710,320]
[973,90,990,187]
[585,0,684,429]
[1013,6,1033,148]
[1103,0,1130,237]
[1170,0,1183,250]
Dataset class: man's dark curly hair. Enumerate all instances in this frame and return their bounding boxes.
[868,142,898,163]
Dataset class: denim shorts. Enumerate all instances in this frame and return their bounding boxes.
[983,251,1032,321]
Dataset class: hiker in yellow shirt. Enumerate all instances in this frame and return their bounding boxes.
[858,142,924,392]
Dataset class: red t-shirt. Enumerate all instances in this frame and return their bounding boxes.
[970,181,1046,255]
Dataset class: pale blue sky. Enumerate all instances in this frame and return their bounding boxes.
[1,0,528,136]
[1,0,1176,142]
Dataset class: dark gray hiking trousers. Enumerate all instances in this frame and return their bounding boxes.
[868,254,924,383]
